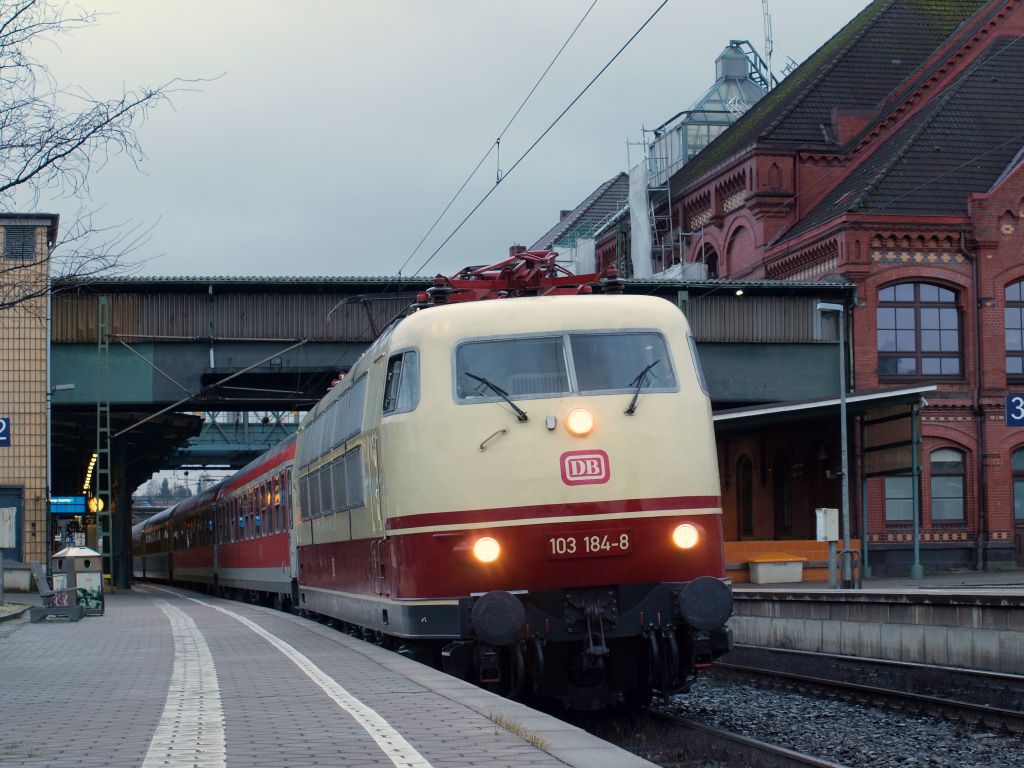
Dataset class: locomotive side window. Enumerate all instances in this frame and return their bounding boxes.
[320,466,334,513]
[343,375,367,442]
[308,471,318,518]
[382,350,420,415]
[331,455,348,507]
[345,446,365,508]
[299,474,311,520]
[570,332,675,393]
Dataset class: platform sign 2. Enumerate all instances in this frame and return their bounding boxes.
[1007,395,1024,427]
[0,417,9,447]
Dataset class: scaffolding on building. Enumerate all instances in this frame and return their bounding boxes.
[629,40,777,277]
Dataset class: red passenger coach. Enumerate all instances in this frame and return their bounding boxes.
[213,435,295,602]
[132,435,297,608]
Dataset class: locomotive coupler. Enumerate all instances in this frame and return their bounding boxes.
[582,603,609,670]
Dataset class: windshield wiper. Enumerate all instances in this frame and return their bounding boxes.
[464,372,528,422]
[625,358,661,416]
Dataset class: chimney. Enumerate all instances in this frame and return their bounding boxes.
[559,210,573,221]
[509,244,527,258]
[831,107,876,145]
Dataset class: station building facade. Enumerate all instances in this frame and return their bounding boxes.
[594,0,1024,572]
[0,213,59,570]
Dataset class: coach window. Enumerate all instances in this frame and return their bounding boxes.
[282,470,289,522]
[285,468,293,527]
[273,476,282,532]
[931,448,965,522]
[884,475,913,522]
[260,481,269,536]
[1006,281,1024,378]
[382,351,420,415]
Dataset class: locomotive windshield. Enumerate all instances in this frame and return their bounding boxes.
[455,331,675,401]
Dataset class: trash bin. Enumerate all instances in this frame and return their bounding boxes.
[51,547,105,616]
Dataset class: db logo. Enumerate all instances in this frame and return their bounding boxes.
[560,450,610,485]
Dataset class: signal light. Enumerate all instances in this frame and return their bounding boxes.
[672,523,700,549]
[565,408,594,436]
[472,536,501,563]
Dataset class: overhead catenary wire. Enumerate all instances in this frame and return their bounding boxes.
[392,0,599,282]
[411,0,669,279]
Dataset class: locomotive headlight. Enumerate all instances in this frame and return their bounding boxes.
[565,408,594,436]
[472,536,501,563]
[672,523,700,549]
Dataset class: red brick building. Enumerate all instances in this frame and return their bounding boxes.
[598,0,1024,572]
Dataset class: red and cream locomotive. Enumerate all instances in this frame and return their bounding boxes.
[133,251,733,709]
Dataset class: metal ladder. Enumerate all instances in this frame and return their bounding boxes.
[95,296,113,580]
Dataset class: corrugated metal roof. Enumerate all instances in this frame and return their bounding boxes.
[627,277,855,291]
[62,275,430,285]
[59,274,854,293]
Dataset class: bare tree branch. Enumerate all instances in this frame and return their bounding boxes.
[0,0,196,310]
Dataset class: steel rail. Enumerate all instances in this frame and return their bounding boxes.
[730,644,1024,686]
[716,661,1024,734]
[646,708,848,768]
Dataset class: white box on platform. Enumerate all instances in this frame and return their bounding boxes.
[748,555,805,584]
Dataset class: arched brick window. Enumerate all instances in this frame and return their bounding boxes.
[930,448,965,522]
[1005,280,1024,377]
[698,244,719,279]
[877,283,961,378]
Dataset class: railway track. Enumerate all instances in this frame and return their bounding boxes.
[645,708,848,767]
[716,656,1024,734]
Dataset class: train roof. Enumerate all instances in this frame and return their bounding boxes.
[136,502,180,531]
[393,294,689,345]
[220,432,297,495]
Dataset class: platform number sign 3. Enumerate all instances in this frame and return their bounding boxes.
[1007,396,1024,427]
[0,417,9,447]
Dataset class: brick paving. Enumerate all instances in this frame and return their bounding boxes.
[0,587,654,768]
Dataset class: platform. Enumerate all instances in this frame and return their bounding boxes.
[732,566,1024,595]
[0,586,654,768]
[729,568,1024,676]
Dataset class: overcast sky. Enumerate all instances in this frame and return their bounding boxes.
[39,1,863,279]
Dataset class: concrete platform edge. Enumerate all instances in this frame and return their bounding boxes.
[255,602,659,768]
